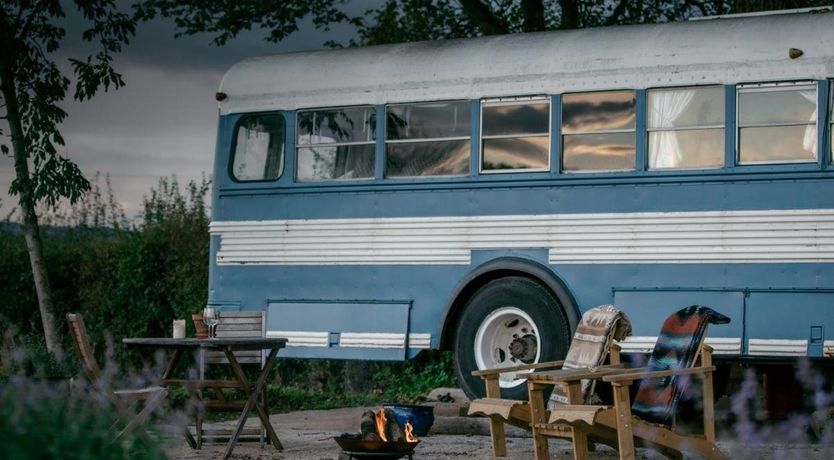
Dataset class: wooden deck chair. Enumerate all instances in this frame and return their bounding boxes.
[468,305,632,457]
[193,311,275,448]
[531,305,731,460]
[66,313,169,440]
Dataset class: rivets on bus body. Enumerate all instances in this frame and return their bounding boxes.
[788,48,803,59]
[215,92,228,101]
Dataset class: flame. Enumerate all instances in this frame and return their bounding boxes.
[404,421,417,442]
[372,408,418,443]
[374,409,388,442]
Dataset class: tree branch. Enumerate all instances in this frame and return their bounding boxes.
[458,0,508,35]
[521,0,546,32]
[605,0,631,25]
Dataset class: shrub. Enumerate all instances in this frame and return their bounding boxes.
[0,375,167,460]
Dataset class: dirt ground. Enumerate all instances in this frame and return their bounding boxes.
[162,390,834,460]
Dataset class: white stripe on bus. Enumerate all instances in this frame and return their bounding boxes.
[211,209,834,265]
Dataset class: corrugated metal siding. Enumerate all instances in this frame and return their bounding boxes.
[210,209,834,265]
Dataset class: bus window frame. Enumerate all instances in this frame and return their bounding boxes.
[645,84,726,172]
[227,111,287,184]
[735,81,819,166]
[829,79,833,162]
[479,96,551,174]
[384,99,472,179]
[295,104,377,182]
[560,89,637,174]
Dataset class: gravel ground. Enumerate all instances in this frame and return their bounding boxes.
[162,405,834,460]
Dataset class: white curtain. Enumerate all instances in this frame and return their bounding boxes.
[236,128,270,179]
[800,90,817,155]
[649,89,696,168]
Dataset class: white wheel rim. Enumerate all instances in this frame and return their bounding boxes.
[473,307,542,389]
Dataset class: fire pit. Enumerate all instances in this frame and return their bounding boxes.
[335,408,419,460]
[334,434,418,460]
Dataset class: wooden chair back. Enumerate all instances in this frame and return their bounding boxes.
[204,311,266,365]
[66,313,102,382]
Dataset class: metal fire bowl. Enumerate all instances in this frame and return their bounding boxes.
[335,434,419,459]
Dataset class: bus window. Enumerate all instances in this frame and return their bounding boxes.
[562,90,635,172]
[386,101,470,177]
[481,97,550,172]
[231,114,285,182]
[296,106,376,181]
[738,82,817,164]
[648,86,724,170]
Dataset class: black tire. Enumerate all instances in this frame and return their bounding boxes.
[453,276,571,401]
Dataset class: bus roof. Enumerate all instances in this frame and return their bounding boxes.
[218,12,834,115]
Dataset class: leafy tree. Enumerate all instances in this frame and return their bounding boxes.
[0,1,135,356]
[136,0,831,48]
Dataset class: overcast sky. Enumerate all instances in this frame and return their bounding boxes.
[0,2,377,220]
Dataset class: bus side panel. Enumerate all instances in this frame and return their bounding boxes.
[266,300,412,360]
[746,292,834,358]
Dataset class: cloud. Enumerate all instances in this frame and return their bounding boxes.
[2,5,370,219]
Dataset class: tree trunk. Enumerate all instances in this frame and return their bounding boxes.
[559,0,580,29]
[0,59,63,359]
[521,0,547,32]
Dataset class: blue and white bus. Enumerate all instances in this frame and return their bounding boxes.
[209,9,834,400]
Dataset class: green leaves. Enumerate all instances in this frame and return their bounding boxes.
[135,0,350,46]
[1,0,136,207]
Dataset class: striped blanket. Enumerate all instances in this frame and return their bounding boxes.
[548,305,632,408]
[631,305,731,426]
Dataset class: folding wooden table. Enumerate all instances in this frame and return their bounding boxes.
[123,337,287,460]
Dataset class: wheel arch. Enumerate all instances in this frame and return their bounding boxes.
[438,257,580,350]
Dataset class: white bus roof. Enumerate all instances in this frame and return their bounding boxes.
[218,12,834,115]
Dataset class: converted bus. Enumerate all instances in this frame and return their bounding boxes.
[209,10,834,400]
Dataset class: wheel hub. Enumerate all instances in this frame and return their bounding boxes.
[509,334,538,362]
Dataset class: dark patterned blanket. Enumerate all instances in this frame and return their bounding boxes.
[631,305,731,426]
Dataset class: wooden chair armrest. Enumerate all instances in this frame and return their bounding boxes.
[602,365,717,383]
[472,360,566,378]
[526,364,628,384]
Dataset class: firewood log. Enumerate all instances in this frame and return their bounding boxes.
[383,408,405,442]
[360,410,377,439]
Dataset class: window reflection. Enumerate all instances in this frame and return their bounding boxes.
[481,98,550,172]
[739,125,816,163]
[738,88,816,125]
[387,140,469,177]
[563,133,635,172]
[647,86,724,169]
[562,91,635,171]
[737,83,817,164]
[296,144,375,181]
[387,101,470,140]
[297,107,375,144]
[232,115,284,181]
[297,106,376,181]
[483,137,549,171]
[482,102,549,136]
[562,91,635,133]
[385,101,470,178]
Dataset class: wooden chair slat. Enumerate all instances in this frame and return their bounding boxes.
[66,312,168,441]
[196,310,270,447]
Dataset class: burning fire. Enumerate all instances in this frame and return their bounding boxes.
[404,420,416,442]
[374,409,418,443]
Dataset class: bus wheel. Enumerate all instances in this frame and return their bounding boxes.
[453,276,571,401]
